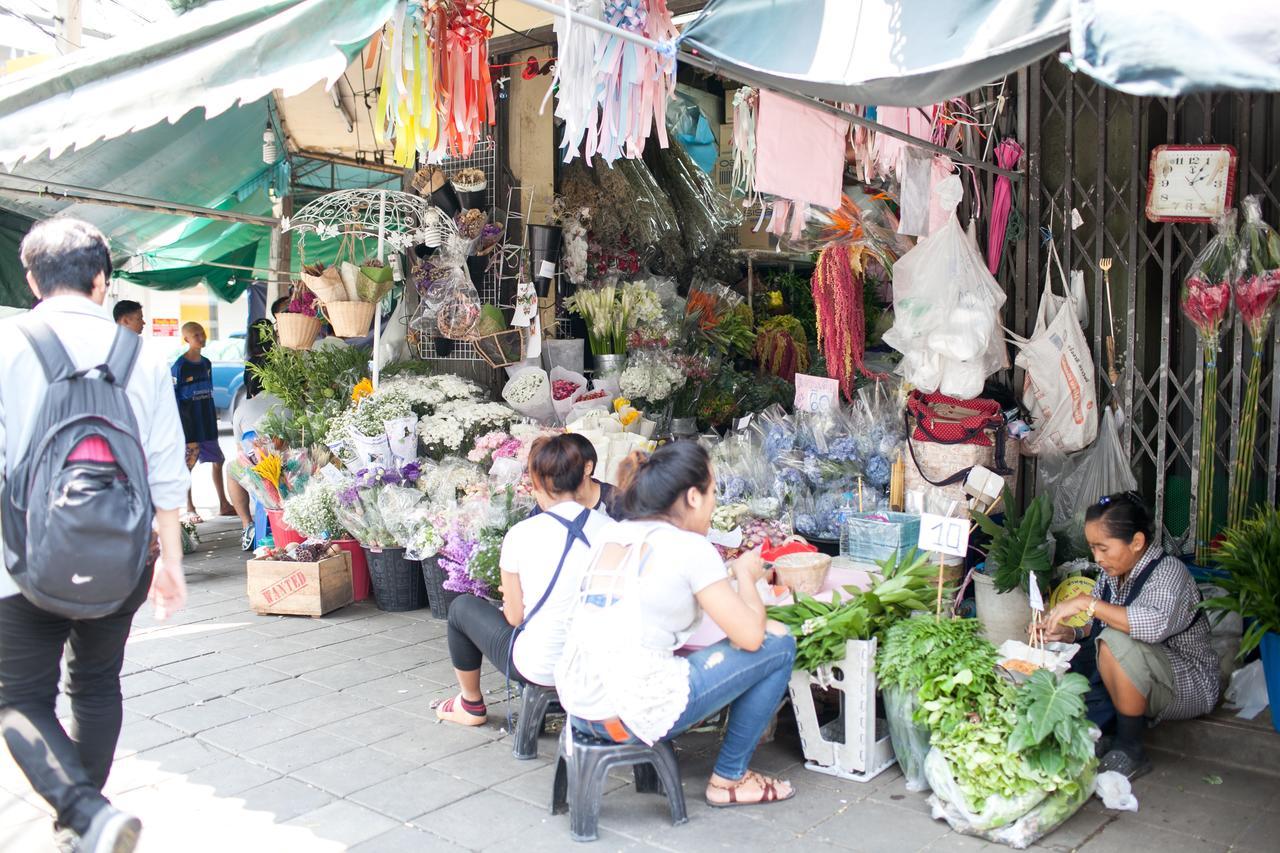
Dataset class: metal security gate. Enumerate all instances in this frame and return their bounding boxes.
[1017,58,1280,554]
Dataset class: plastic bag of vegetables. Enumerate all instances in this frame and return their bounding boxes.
[882,684,932,792]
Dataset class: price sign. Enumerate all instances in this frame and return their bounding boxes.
[793,373,839,413]
[918,513,970,558]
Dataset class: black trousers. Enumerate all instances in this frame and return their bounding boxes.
[0,568,151,835]
[446,594,525,683]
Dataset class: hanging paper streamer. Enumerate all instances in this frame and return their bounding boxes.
[730,87,760,205]
[377,1,495,167]
[550,0,679,164]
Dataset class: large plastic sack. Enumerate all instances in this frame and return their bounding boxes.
[1012,235,1098,456]
[882,685,931,793]
[1040,408,1136,559]
[883,175,1006,396]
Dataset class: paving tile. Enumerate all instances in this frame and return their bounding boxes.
[119,735,231,776]
[219,636,312,665]
[0,815,52,851]
[317,634,410,660]
[247,617,334,639]
[348,766,482,822]
[406,658,467,686]
[316,706,423,746]
[256,648,349,676]
[412,790,548,849]
[1121,779,1257,843]
[736,773,862,835]
[185,663,294,697]
[369,718,499,764]
[1142,754,1279,811]
[378,621,450,644]
[339,673,441,708]
[274,692,381,728]
[810,797,951,851]
[1231,809,1280,852]
[238,777,336,823]
[154,696,260,734]
[1077,818,1223,853]
[1034,800,1114,852]
[350,824,451,852]
[242,729,362,774]
[300,659,397,690]
[195,712,307,753]
[479,818,648,852]
[230,677,333,712]
[353,641,448,673]
[284,799,400,847]
[292,750,420,797]
[153,652,245,681]
[177,755,280,797]
[119,669,181,699]
[125,683,225,718]
[428,738,550,788]
[113,718,186,757]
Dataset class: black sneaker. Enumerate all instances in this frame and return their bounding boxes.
[1099,747,1152,782]
[241,524,255,552]
[78,806,141,853]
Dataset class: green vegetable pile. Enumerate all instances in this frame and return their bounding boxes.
[878,615,1097,818]
[767,548,940,671]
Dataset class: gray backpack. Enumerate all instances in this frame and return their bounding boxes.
[1,319,152,618]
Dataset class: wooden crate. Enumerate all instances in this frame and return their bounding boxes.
[247,552,353,617]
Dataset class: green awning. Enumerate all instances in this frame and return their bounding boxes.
[117,242,262,302]
[0,209,37,309]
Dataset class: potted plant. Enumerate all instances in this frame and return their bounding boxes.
[1200,506,1280,733]
[971,489,1053,647]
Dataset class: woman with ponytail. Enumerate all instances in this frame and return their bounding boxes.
[555,442,797,807]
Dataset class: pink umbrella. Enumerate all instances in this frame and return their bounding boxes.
[986,138,1023,275]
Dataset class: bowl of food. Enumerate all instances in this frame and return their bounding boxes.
[771,552,832,597]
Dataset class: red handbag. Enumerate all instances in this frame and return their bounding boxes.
[905,391,1013,487]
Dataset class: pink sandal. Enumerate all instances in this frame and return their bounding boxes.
[431,693,487,727]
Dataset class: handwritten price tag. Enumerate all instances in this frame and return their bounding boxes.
[793,373,839,413]
[918,513,970,558]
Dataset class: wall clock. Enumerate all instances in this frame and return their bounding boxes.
[1145,144,1237,223]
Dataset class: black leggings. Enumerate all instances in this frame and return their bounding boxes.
[446,594,525,683]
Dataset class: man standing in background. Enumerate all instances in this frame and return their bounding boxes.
[112,300,144,335]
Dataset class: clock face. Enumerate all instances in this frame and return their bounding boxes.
[1146,145,1237,222]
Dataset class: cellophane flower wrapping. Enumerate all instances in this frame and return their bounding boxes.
[1182,212,1239,347]
[228,440,312,511]
[332,462,424,549]
[1235,196,1280,342]
[502,368,557,424]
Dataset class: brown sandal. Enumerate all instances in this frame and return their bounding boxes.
[705,770,795,808]
[431,693,487,727]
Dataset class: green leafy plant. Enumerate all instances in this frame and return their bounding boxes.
[972,488,1053,594]
[767,547,939,671]
[877,617,999,695]
[248,336,370,447]
[1008,670,1095,781]
[1200,506,1280,656]
[754,315,810,384]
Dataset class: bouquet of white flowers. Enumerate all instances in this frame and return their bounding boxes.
[282,481,347,540]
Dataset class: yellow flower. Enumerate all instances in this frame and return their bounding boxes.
[613,397,630,413]
[351,378,374,403]
[251,453,282,489]
[767,290,783,309]
[618,409,640,427]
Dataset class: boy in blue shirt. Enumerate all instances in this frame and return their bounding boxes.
[172,322,233,520]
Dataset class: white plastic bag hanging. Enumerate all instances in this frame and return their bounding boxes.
[1012,233,1098,455]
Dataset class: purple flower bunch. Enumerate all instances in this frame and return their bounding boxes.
[287,287,318,317]
[337,462,422,507]
[438,522,487,596]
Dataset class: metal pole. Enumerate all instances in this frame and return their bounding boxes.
[55,0,82,54]
[373,191,385,388]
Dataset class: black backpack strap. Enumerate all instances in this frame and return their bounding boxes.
[103,326,142,387]
[17,318,76,384]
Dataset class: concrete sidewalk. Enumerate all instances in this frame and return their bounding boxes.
[0,519,1275,852]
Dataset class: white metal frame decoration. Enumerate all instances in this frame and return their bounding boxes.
[282,188,458,386]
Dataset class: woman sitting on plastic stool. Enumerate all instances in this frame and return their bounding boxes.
[433,435,612,726]
[1046,491,1219,781]
[556,441,798,808]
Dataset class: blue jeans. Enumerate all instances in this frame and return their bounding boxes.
[573,632,797,780]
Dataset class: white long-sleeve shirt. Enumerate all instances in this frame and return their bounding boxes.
[0,295,190,598]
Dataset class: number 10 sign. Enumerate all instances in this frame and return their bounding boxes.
[918,513,970,558]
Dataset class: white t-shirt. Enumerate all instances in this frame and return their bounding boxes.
[502,501,612,686]
[555,520,729,740]
[232,393,281,443]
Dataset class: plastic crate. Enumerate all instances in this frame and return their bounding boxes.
[788,637,896,783]
[842,512,921,565]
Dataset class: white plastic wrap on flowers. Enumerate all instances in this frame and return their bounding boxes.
[502,368,557,424]
[883,175,1007,398]
[550,365,590,423]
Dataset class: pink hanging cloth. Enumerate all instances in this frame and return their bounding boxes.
[986,138,1023,274]
[754,90,848,237]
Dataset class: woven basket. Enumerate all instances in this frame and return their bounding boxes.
[773,552,832,597]
[363,547,428,612]
[276,313,321,350]
[904,436,1020,507]
[472,328,525,369]
[421,556,461,620]
[326,301,375,338]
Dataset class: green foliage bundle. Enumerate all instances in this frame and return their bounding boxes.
[754,315,810,383]
[972,488,1053,594]
[1200,505,1280,656]
[248,337,369,447]
[767,548,939,671]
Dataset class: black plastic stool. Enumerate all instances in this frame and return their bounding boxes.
[513,683,561,760]
[551,722,688,842]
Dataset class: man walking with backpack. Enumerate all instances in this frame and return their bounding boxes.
[0,218,189,853]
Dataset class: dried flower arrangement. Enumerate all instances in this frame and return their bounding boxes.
[754,315,810,383]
